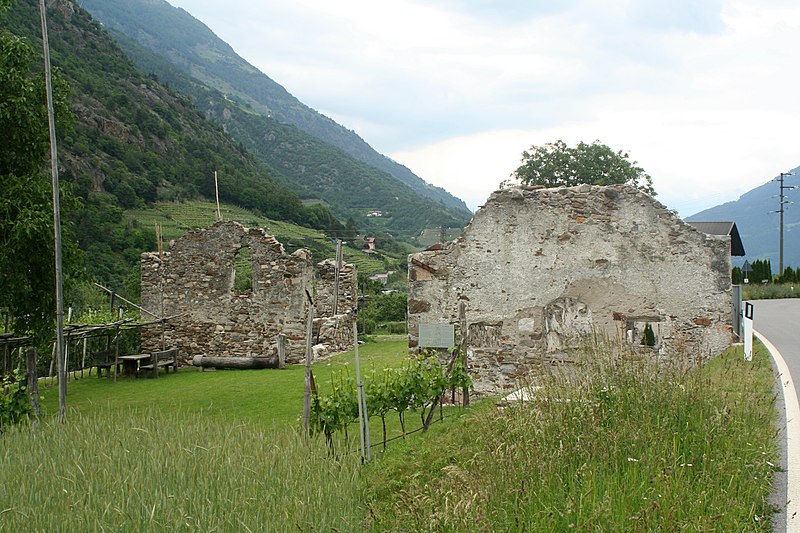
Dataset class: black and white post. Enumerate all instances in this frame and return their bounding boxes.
[743,302,754,362]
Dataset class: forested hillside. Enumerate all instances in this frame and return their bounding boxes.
[4,0,346,289]
[75,0,473,217]
[104,30,469,237]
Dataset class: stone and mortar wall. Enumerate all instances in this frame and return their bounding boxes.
[313,259,357,354]
[141,221,313,363]
[408,185,733,395]
[315,259,357,316]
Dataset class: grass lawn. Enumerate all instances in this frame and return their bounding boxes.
[40,339,410,428]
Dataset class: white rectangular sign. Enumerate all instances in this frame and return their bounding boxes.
[418,324,455,348]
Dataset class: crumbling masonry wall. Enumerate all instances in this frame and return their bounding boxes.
[141,221,313,362]
[408,185,733,395]
[312,259,358,355]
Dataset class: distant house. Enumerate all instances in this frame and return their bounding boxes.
[368,270,397,285]
[362,236,376,253]
[366,210,383,217]
[686,221,745,256]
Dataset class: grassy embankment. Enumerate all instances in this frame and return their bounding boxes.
[0,340,779,530]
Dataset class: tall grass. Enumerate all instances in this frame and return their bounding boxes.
[0,409,365,531]
[364,342,778,531]
[1,340,778,530]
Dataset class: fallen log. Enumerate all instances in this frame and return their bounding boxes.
[192,355,280,369]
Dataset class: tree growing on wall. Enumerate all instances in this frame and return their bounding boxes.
[508,140,655,195]
[641,323,656,347]
[0,0,80,342]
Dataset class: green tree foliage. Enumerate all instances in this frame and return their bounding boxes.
[641,323,656,347]
[0,3,81,341]
[511,140,655,195]
[731,266,743,285]
[779,266,796,284]
[748,259,772,284]
[364,292,407,324]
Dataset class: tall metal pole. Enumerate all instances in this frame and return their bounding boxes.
[778,172,795,276]
[39,0,67,422]
[353,321,369,462]
[302,290,314,436]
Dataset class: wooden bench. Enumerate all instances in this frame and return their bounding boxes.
[92,347,121,378]
[139,348,179,378]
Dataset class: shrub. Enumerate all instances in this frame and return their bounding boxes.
[0,370,32,430]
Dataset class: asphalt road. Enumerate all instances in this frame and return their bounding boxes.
[752,299,800,532]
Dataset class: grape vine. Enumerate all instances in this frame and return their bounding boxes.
[310,350,472,451]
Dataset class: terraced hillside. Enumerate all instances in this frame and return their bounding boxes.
[126,201,409,276]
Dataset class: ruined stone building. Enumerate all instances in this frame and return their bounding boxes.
[140,221,356,363]
[408,185,733,395]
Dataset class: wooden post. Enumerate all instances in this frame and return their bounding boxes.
[277,334,286,369]
[26,347,40,417]
[459,301,469,407]
[302,290,315,436]
[214,171,222,222]
[333,239,342,316]
[81,337,87,378]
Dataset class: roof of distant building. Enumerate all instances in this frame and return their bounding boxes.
[686,221,745,256]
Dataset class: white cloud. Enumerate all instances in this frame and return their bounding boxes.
[169,0,800,216]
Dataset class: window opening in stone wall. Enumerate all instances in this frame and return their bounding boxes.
[233,246,253,293]
[625,319,660,348]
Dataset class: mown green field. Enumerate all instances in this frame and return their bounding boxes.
[0,340,780,531]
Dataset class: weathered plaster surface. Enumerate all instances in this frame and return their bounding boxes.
[408,185,733,394]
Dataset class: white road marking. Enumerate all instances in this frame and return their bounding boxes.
[756,330,800,532]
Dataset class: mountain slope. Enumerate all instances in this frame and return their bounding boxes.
[94,28,471,239]
[76,0,471,215]
[687,166,800,269]
[5,0,345,287]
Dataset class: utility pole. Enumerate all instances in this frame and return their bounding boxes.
[777,172,796,275]
[39,0,66,422]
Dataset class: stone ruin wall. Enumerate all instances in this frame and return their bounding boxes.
[312,259,358,356]
[141,221,357,364]
[408,185,733,395]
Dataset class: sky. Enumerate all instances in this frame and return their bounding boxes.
[167,0,800,216]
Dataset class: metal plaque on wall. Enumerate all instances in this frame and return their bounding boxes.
[418,324,455,348]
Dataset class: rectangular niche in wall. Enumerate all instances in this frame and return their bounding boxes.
[233,246,253,293]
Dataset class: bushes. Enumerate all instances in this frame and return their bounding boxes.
[0,370,32,430]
